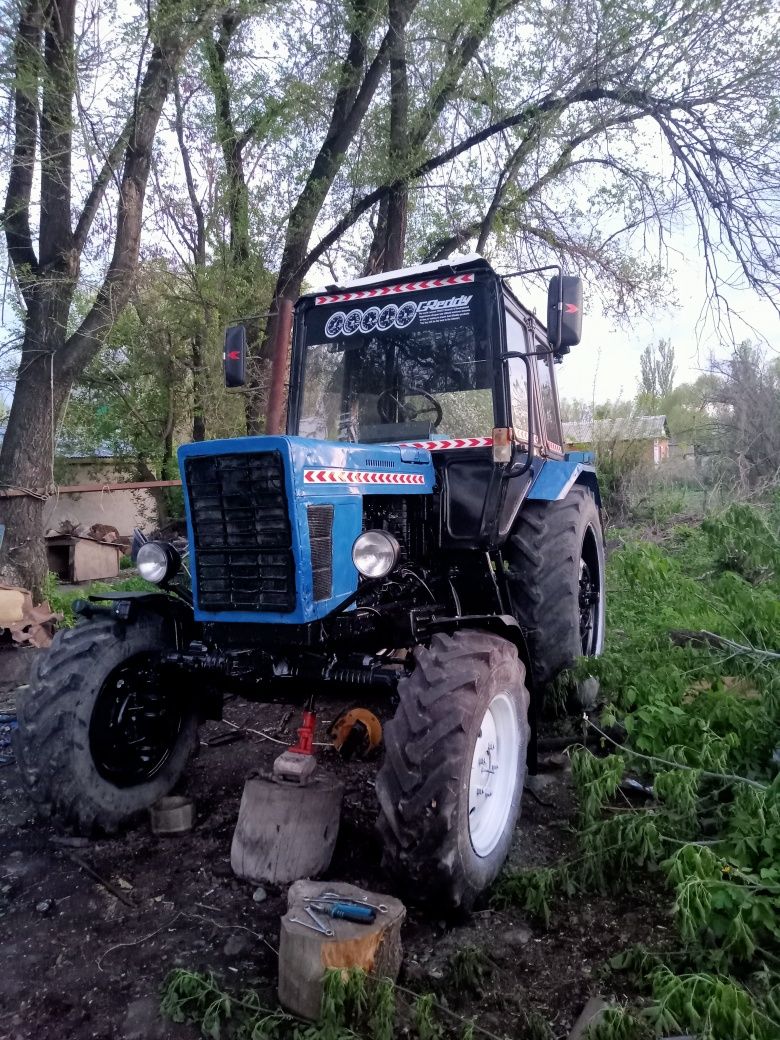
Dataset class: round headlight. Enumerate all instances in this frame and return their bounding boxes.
[137,541,180,585]
[352,530,400,579]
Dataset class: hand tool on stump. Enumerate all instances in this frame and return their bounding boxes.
[307,900,376,924]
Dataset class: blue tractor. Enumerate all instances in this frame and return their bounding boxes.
[15,255,605,910]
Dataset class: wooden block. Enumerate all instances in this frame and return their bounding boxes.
[278,880,406,1021]
[231,773,344,885]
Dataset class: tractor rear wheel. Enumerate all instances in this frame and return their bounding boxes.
[506,484,605,690]
[376,630,530,912]
[14,615,198,834]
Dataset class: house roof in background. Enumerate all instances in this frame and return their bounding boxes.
[562,415,669,443]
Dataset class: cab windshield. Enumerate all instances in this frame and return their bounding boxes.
[297,287,494,443]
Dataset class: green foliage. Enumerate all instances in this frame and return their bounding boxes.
[315,968,368,1040]
[366,978,395,1040]
[447,945,491,995]
[160,969,288,1040]
[702,504,780,586]
[637,339,676,403]
[491,865,574,925]
[496,502,780,1036]
[587,1007,652,1040]
[524,1011,554,1040]
[644,967,780,1040]
[160,967,482,1040]
[579,811,664,890]
[42,572,156,627]
[412,994,443,1040]
[571,749,625,825]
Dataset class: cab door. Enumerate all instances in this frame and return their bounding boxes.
[503,300,543,454]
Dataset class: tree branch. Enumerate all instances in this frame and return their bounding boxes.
[72,116,134,252]
[304,84,698,274]
[60,1,222,377]
[3,0,43,290]
[38,0,77,271]
[173,76,206,267]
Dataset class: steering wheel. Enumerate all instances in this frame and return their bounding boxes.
[377,386,443,429]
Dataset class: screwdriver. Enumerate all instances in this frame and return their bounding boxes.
[308,900,376,924]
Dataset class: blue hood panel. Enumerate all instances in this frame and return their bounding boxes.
[178,436,434,624]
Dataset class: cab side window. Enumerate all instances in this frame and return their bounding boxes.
[505,311,530,445]
[536,353,562,448]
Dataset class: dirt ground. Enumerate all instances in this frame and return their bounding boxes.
[0,691,671,1040]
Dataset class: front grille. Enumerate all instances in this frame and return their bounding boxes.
[308,505,334,601]
[185,452,295,613]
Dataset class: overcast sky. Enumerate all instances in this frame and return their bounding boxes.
[540,240,779,406]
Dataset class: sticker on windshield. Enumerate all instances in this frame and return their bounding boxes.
[417,294,472,326]
[360,306,381,333]
[324,311,346,338]
[324,294,473,338]
[395,301,417,329]
[343,308,364,335]
[377,303,398,331]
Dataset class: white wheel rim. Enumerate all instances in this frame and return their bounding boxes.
[468,691,520,858]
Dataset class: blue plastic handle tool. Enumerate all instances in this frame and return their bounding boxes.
[312,901,376,923]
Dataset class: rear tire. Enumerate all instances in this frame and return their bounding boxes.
[14,615,198,834]
[376,630,530,912]
[507,485,605,690]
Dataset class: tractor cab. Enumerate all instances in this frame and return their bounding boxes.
[286,255,581,461]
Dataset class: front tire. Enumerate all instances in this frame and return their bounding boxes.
[14,615,198,834]
[376,631,530,911]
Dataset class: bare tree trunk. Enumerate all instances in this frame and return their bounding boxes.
[245,0,397,433]
[191,330,208,442]
[383,0,411,271]
[205,12,250,267]
[174,75,209,444]
[0,0,221,593]
[360,0,411,275]
[0,340,72,595]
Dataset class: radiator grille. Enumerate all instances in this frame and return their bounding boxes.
[307,504,334,602]
[185,452,295,613]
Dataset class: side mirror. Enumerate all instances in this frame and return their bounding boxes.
[547,275,583,355]
[224,325,247,388]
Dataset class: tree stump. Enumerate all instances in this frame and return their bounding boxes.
[278,880,406,1020]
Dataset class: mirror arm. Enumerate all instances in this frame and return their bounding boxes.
[500,264,564,352]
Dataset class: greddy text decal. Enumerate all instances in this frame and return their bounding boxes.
[304,469,426,485]
[323,292,473,338]
[315,274,474,306]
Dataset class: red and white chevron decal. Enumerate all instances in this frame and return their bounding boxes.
[304,469,427,485]
[397,436,493,451]
[315,274,474,306]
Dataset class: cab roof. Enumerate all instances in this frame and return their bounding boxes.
[305,253,494,297]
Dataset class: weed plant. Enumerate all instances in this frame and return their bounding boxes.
[493,501,780,1038]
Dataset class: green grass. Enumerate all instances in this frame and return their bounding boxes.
[43,571,157,626]
[496,501,780,1038]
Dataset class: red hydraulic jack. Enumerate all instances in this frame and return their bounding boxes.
[273,701,318,786]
